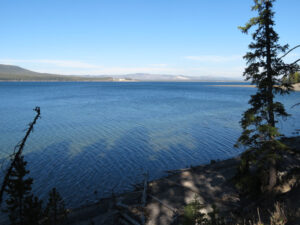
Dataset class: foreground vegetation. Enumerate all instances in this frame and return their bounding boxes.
[180,0,300,224]
[0,108,67,225]
[182,198,291,225]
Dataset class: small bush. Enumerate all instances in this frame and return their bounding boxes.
[269,202,287,225]
[182,195,225,225]
[183,195,207,225]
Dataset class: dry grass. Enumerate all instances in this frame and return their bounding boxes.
[237,202,288,225]
[269,202,287,225]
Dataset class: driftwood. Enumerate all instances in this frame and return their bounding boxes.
[170,212,179,225]
[120,212,141,225]
[149,194,177,213]
[117,203,141,225]
[116,172,148,225]
[38,217,48,225]
[141,172,148,225]
[119,218,131,225]
[141,173,148,207]
[140,214,145,225]
[132,183,143,189]
[0,107,41,205]
[116,201,132,211]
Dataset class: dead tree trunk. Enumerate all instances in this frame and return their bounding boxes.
[0,107,41,205]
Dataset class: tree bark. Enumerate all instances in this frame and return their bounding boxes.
[266,159,277,191]
[265,2,277,191]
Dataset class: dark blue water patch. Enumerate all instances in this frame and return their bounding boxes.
[0,82,299,207]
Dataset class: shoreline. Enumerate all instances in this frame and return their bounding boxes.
[67,157,241,225]
[209,84,256,88]
[1,137,299,225]
[209,83,300,91]
[0,80,245,83]
[66,136,300,225]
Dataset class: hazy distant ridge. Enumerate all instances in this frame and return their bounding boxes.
[0,64,242,82]
[113,73,240,81]
[0,64,113,81]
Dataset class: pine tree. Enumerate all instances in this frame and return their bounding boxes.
[3,155,43,225]
[3,156,33,225]
[24,195,43,225]
[237,0,299,192]
[45,188,67,225]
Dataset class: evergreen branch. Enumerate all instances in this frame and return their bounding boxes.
[238,17,260,34]
[0,107,41,206]
[273,58,300,71]
[279,45,300,60]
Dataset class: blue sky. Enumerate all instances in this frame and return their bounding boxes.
[0,0,299,78]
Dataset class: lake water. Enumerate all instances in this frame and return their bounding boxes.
[0,82,299,207]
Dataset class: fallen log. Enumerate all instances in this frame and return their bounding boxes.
[120,212,141,225]
[116,201,131,210]
[141,172,148,225]
[141,172,148,207]
[140,214,145,225]
[119,218,131,225]
[148,194,178,213]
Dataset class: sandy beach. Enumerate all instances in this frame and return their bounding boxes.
[209,84,256,88]
[292,83,300,91]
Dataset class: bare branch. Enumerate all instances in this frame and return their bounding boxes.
[279,45,300,60]
[291,102,300,109]
[291,58,300,65]
[0,107,41,205]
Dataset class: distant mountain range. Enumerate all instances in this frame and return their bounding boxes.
[0,64,112,81]
[113,73,241,82]
[0,64,242,82]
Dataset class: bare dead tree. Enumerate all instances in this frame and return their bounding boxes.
[0,107,41,205]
